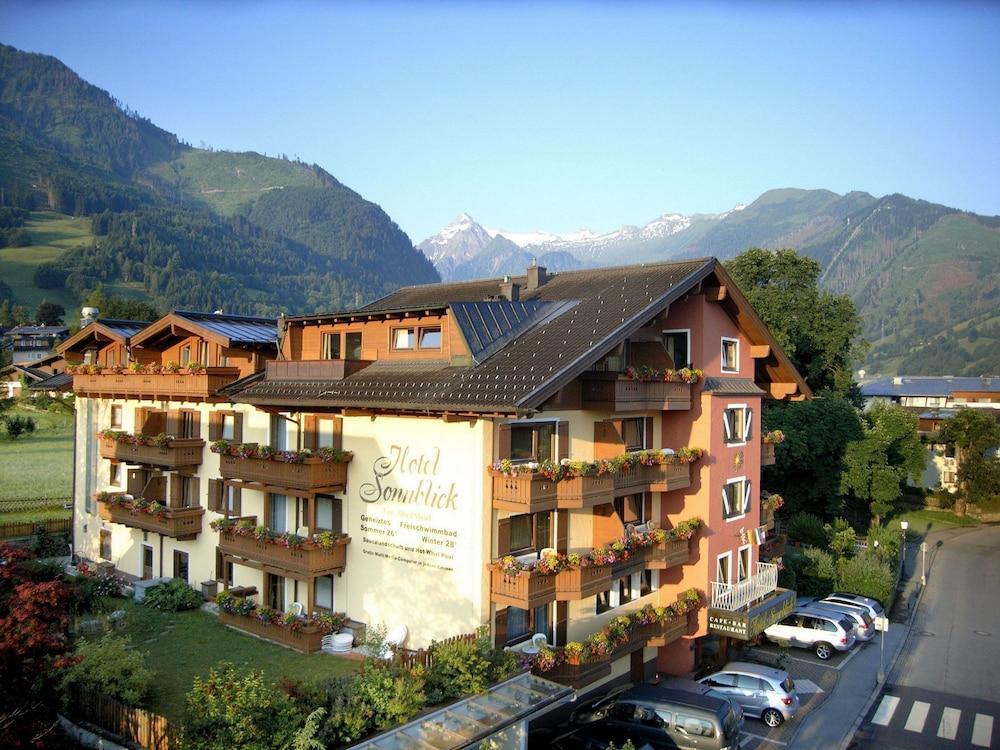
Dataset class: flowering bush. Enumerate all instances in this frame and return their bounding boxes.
[98,429,178,448]
[219,443,353,464]
[493,552,566,577]
[128,360,144,373]
[186,362,206,374]
[623,366,703,384]
[492,447,704,481]
[215,591,349,635]
[314,611,349,634]
[763,429,786,445]
[762,494,785,511]
[210,439,231,454]
[162,361,182,374]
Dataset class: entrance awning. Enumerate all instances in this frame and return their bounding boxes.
[707,588,796,641]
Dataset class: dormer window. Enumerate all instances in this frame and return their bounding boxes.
[392,327,416,350]
[322,333,341,360]
[721,337,739,373]
[419,327,442,349]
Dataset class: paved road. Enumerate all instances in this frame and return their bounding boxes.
[855,525,1000,749]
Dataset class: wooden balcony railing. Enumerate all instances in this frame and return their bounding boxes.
[218,610,325,653]
[614,462,692,497]
[220,452,350,492]
[489,567,557,609]
[610,547,647,580]
[489,471,557,513]
[580,373,692,411]
[99,436,204,468]
[762,442,776,466]
[102,502,204,540]
[759,534,786,561]
[217,530,349,576]
[556,475,614,509]
[555,564,612,601]
[761,506,775,531]
[73,367,242,401]
[646,538,692,570]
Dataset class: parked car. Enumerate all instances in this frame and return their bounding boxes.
[808,600,875,643]
[655,677,746,725]
[763,609,857,659]
[697,661,799,727]
[821,592,886,621]
[567,683,744,750]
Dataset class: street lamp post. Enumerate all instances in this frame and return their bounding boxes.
[921,541,927,586]
[900,520,909,573]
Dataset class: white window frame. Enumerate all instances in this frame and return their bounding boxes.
[723,476,750,521]
[723,403,752,446]
[721,337,740,373]
[716,551,733,585]
[661,328,691,370]
[737,544,751,582]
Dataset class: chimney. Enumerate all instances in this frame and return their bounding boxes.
[80,307,99,328]
[499,275,520,301]
[526,262,547,290]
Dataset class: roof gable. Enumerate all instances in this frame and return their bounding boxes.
[130,311,276,350]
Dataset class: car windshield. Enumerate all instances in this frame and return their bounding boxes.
[782,677,795,692]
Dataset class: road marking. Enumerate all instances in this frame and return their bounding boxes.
[904,701,930,733]
[794,679,824,694]
[740,731,787,746]
[937,707,961,740]
[971,713,994,747]
[872,695,900,726]
[782,644,863,671]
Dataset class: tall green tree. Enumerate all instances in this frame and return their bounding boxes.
[840,403,924,525]
[34,300,65,326]
[81,286,158,322]
[725,248,867,396]
[937,408,1000,505]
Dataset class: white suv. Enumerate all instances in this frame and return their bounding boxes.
[764,609,857,660]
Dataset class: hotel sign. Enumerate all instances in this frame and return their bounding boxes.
[708,589,796,641]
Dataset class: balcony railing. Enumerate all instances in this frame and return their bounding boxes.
[220,452,350,492]
[762,442,776,466]
[646,538,692,570]
[555,564,612,601]
[614,462,692,497]
[489,567,557,609]
[72,367,242,401]
[761,506,775,531]
[556,475,614,510]
[99,436,204,468]
[101,501,204,540]
[711,562,778,611]
[218,610,325,653]
[490,470,558,513]
[217,529,349,576]
[759,534,786,561]
[580,373,692,411]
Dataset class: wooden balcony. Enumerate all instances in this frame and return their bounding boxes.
[556,475,614,509]
[646,538,692,570]
[759,534,786,561]
[490,567,557,609]
[102,502,204,540]
[73,367,242,402]
[490,471,557,513]
[218,611,325,653]
[762,506,775,531]
[647,612,694,647]
[580,373,692,411]
[218,530,349,576]
[220,452,349,492]
[610,547,647,580]
[542,656,612,690]
[762,442,776,466]
[99,436,204,468]
[613,462,692,497]
[556,564,612,601]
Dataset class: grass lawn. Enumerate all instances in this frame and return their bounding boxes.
[0,404,74,504]
[884,507,978,539]
[112,600,358,721]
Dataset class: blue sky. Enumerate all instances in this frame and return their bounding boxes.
[3,1,999,241]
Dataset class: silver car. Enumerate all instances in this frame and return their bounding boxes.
[822,592,886,621]
[808,601,875,642]
[698,661,799,727]
[764,609,857,660]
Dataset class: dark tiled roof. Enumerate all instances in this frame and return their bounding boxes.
[98,318,150,338]
[8,325,69,336]
[235,260,714,412]
[702,377,766,396]
[13,365,49,381]
[861,376,999,398]
[28,372,72,391]
[173,310,277,345]
[450,299,565,364]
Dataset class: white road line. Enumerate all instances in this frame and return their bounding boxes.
[904,701,930,733]
[937,707,961,740]
[971,713,994,747]
[872,695,901,726]
[740,731,787,746]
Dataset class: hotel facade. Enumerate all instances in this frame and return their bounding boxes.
[66,258,807,690]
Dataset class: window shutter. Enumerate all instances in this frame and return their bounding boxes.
[127,469,145,497]
[165,410,180,438]
[557,422,569,461]
[743,481,752,514]
[146,475,166,502]
[497,517,512,557]
[208,479,221,512]
[556,510,568,554]
[723,410,733,441]
[232,486,242,517]
[303,415,318,451]
[497,424,512,461]
[234,413,244,444]
[191,477,201,508]
[209,413,221,441]
[722,485,731,516]
[555,601,568,647]
[644,417,654,449]
[594,420,625,459]
[743,409,753,442]
[494,607,508,648]
[189,411,201,439]
[169,474,182,508]
[134,407,148,434]
[215,549,225,581]
[643,492,653,522]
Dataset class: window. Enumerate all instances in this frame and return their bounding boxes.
[269,494,288,533]
[723,478,750,520]
[737,545,751,582]
[721,337,739,372]
[508,512,551,555]
[614,494,646,526]
[419,326,442,349]
[180,345,191,365]
[106,349,116,369]
[110,404,122,429]
[723,405,751,444]
[316,575,335,611]
[224,484,239,515]
[179,410,199,438]
[266,573,285,611]
[392,327,415,350]
[317,418,338,448]
[219,352,230,367]
[597,571,653,614]
[179,476,198,508]
[173,550,189,582]
[662,330,691,369]
[509,422,556,463]
[504,603,550,645]
[345,332,363,359]
[716,552,731,584]
[100,529,112,561]
[675,714,715,738]
[221,414,236,441]
[621,417,647,451]
[109,462,123,487]
[321,332,341,360]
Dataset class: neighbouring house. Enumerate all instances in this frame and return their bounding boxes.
[68,259,809,697]
[5,324,69,365]
[1,352,70,399]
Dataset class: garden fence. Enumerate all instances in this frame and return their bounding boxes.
[68,689,175,750]
[0,496,71,513]
[394,631,481,670]
[0,517,71,540]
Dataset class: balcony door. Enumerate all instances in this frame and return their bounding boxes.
[314,494,342,534]
[269,494,288,533]
[270,414,297,451]
[141,544,154,580]
[266,573,285,611]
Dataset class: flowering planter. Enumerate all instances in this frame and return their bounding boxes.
[761,507,775,531]
[581,373,692,411]
[556,564,613,601]
[100,436,205,468]
[762,443,776,466]
[647,538,692,570]
[102,503,204,540]
[217,530,350,576]
[539,655,612,689]
[759,535,785,561]
[612,463,658,496]
[490,567,557,609]
[648,463,693,493]
[610,547,647,579]
[73,367,241,401]
[220,452,350,491]
[218,610,324,653]
[647,613,692,647]
[556,474,614,509]
[490,471,558,513]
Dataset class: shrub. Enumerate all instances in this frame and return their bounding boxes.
[142,578,203,612]
[30,528,69,558]
[825,517,857,559]
[425,628,518,704]
[777,564,797,591]
[865,523,901,562]
[61,636,153,707]
[798,547,836,597]
[787,512,828,549]
[181,663,301,750]
[3,415,36,438]
[836,550,895,609]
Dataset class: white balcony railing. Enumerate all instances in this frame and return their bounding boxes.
[711,562,778,611]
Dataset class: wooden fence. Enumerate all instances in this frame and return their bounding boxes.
[394,631,481,670]
[0,517,71,540]
[0,496,71,514]
[68,689,175,750]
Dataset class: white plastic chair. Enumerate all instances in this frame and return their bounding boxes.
[539,547,557,559]
[289,602,304,617]
[531,633,548,650]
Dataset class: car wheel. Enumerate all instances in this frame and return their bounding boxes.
[815,642,833,660]
[762,708,784,727]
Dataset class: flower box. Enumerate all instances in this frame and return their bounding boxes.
[490,567,557,609]
[103,502,204,540]
[540,655,612,689]
[762,443,776,466]
[556,474,614,509]
[610,547,647,579]
[556,564,612,601]
[646,538,691,570]
[218,610,325,653]
[220,452,350,491]
[647,613,692,647]
[99,435,205,468]
[217,530,350,576]
[489,470,558,513]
